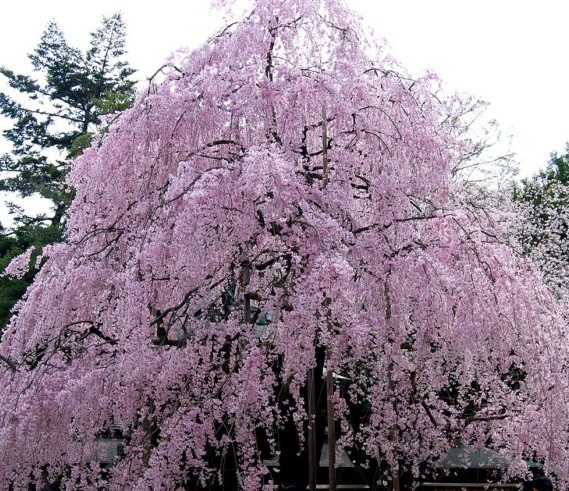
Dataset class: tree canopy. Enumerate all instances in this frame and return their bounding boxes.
[0,1,568,490]
[514,146,569,293]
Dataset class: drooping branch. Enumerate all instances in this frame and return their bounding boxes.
[352,213,445,235]
[0,354,18,372]
[265,21,277,82]
[322,106,329,188]
[81,325,118,346]
[150,287,199,327]
[146,64,184,94]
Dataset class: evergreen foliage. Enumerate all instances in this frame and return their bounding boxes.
[0,13,136,330]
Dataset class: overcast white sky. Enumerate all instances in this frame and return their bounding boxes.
[1,0,568,223]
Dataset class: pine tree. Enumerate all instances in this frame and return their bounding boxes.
[0,13,136,330]
[0,13,135,226]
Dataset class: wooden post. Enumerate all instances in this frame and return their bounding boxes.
[308,368,317,491]
[321,105,334,486]
[384,282,400,491]
[392,471,400,491]
[142,398,155,468]
[326,362,337,491]
[390,429,400,491]
[244,294,251,324]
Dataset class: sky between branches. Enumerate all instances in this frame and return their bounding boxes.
[0,0,568,223]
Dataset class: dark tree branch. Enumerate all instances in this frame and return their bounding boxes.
[0,354,18,372]
[150,287,199,327]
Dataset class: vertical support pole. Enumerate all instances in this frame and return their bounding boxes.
[392,473,401,491]
[244,293,251,325]
[142,398,155,468]
[308,368,317,491]
[242,260,252,325]
[384,281,400,491]
[321,104,334,485]
[326,361,336,491]
[390,432,400,491]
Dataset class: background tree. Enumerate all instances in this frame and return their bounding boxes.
[514,146,569,293]
[0,13,136,330]
[0,228,28,328]
[0,1,568,490]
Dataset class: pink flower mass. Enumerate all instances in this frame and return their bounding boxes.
[1,0,569,489]
[2,247,34,279]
